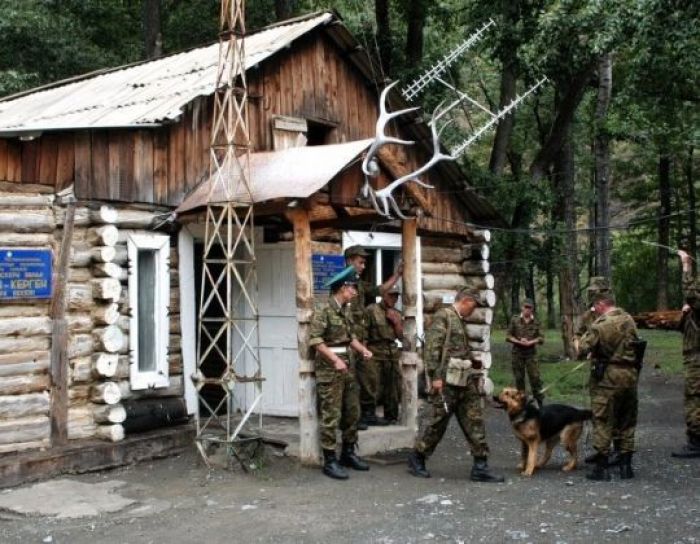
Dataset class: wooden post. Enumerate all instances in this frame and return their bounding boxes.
[400,218,419,431]
[287,208,320,465]
[50,200,75,446]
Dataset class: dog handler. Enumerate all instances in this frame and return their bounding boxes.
[577,292,640,480]
[407,287,503,482]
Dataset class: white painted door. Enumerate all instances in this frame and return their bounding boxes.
[237,244,299,417]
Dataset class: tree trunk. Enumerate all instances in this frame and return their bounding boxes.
[404,0,427,69]
[375,0,392,78]
[142,0,162,60]
[594,55,612,279]
[656,152,672,310]
[686,146,697,275]
[554,127,578,359]
[274,0,295,21]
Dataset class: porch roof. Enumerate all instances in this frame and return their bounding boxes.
[175,139,372,213]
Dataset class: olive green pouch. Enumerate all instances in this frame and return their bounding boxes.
[445,357,473,387]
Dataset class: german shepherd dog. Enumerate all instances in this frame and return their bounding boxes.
[493,387,592,477]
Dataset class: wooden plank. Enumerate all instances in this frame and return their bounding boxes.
[49,201,75,446]
[6,139,22,182]
[73,132,91,198]
[167,123,185,205]
[55,135,75,191]
[153,128,169,205]
[133,130,154,203]
[38,133,59,185]
[184,103,199,193]
[0,139,7,180]
[91,131,110,200]
[21,139,39,183]
[117,131,134,201]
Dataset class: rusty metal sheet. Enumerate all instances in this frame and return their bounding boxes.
[176,139,372,213]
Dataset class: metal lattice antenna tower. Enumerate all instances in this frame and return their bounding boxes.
[401,18,495,102]
[193,0,263,468]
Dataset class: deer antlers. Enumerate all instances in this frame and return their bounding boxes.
[362,89,454,219]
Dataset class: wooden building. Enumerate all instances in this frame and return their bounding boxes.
[0,11,501,481]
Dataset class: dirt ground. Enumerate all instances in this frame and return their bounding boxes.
[1,369,698,544]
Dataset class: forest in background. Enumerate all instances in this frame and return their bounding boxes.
[1,0,698,352]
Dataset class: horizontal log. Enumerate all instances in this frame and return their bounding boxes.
[67,283,93,312]
[67,333,94,359]
[0,439,50,454]
[480,290,497,308]
[66,313,94,333]
[93,303,120,326]
[70,245,117,267]
[0,359,49,378]
[0,415,50,445]
[465,275,494,290]
[0,392,50,418]
[111,209,160,228]
[89,206,118,225]
[169,353,183,375]
[0,233,53,247]
[95,424,125,442]
[0,316,51,337]
[422,273,466,291]
[117,375,184,400]
[93,353,119,378]
[0,374,50,395]
[90,382,122,405]
[468,339,490,352]
[470,229,491,243]
[93,262,127,281]
[421,246,463,264]
[465,324,491,342]
[0,210,55,233]
[69,385,90,403]
[123,398,187,434]
[87,225,118,247]
[94,326,124,353]
[421,262,462,274]
[56,207,88,227]
[112,245,128,266]
[116,356,130,379]
[70,357,94,383]
[464,308,493,325]
[633,310,683,330]
[92,278,122,301]
[68,267,92,283]
[0,181,54,194]
[471,350,492,369]
[68,422,97,440]
[462,260,490,275]
[70,353,118,383]
[0,336,50,355]
[0,305,48,318]
[461,243,489,261]
[0,192,54,207]
[93,403,127,424]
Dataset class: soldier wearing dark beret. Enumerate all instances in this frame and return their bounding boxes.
[309,266,373,480]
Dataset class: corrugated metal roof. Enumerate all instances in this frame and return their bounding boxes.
[176,139,372,213]
[0,13,333,134]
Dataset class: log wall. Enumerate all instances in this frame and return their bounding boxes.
[0,191,183,453]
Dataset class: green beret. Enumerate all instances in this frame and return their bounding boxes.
[324,265,359,289]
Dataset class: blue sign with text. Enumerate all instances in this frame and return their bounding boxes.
[0,249,53,299]
[312,254,346,292]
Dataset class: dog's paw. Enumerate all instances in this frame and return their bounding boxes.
[520,470,534,477]
[562,463,576,472]
[517,462,525,471]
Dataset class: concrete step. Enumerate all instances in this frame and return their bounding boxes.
[357,425,414,456]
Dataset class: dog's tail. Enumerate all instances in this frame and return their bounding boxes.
[574,408,593,422]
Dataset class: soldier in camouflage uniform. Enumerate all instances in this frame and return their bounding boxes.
[506,299,545,406]
[344,245,402,426]
[672,250,700,458]
[407,287,504,482]
[578,292,640,480]
[575,277,626,467]
[309,266,373,480]
[365,286,403,424]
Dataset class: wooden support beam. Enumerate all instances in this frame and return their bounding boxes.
[286,208,320,466]
[49,201,75,446]
[400,218,419,431]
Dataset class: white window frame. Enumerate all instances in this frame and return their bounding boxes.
[342,230,423,342]
[127,233,170,390]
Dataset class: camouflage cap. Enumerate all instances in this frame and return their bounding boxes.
[522,298,534,307]
[586,276,612,293]
[324,265,359,290]
[590,291,615,304]
[344,245,370,259]
[456,286,481,303]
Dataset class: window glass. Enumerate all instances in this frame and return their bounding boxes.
[137,249,157,372]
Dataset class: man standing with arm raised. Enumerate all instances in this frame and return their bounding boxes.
[506,298,545,407]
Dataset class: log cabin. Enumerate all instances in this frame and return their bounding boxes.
[0,11,502,483]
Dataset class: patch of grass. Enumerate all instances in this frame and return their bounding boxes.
[488,328,684,404]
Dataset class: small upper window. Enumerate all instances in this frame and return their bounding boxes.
[127,233,170,390]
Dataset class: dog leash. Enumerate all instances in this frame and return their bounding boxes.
[538,360,588,395]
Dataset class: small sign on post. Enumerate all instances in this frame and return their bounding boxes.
[0,248,53,299]
[312,254,346,293]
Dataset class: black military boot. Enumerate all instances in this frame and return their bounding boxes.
[362,408,389,427]
[407,450,431,478]
[586,453,611,481]
[619,453,634,479]
[470,457,505,483]
[339,442,369,471]
[322,449,349,480]
[671,434,700,458]
[608,440,623,467]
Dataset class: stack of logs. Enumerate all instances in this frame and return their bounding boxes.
[0,186,183,452]
[633,310,682,330]
[421,230,494,373]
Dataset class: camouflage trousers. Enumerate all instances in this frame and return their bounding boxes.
[316,362,360,451]
[357,355,381,411]
[415,379,489,458]
[683,351,700,438]
[589,364,639,455]
[376,353,401,421]
[512,351,544,401]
